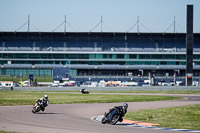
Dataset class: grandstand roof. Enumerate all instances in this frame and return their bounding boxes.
[1,32,200,49]
[0,31,200,41]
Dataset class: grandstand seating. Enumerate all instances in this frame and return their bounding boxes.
[34,64,63,68]
[0,34,199,53]
[1,39,199,50]
[3,64,32,68]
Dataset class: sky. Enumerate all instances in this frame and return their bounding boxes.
[0,0,200,33]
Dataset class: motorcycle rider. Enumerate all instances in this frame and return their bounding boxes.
[80,88,89,94]
[115,103,128,122]
[104,103,128,123]
[37,95,49,111]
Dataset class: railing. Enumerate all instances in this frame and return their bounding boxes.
[1,47,200,52]
[72,75,188,79]
[2,64,200,70]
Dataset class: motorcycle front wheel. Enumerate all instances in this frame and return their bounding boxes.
[32,108,36,113]
[111,114,120,125]
[101,117,106,124]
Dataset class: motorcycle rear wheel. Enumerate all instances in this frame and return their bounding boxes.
[111,114,120,125]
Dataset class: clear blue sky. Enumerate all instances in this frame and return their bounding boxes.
[0,0,200,33]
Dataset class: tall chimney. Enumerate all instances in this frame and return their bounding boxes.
[186,5,194,86]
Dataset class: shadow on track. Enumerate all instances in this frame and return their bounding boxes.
[34,112,64,115]
[116,123,133,126]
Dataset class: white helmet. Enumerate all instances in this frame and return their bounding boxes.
[44,95,48,99]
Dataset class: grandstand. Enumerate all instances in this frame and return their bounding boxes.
[0,32,200,83]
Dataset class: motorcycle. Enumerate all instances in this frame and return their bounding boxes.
[80,88,89,94]
[32,100,45,113]
[101,106,124,125]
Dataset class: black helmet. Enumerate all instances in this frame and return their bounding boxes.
[123,103,128,109]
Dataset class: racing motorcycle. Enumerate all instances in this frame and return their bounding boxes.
[80,88,89,94]
[101,106,124,125]
[32,100,44,113]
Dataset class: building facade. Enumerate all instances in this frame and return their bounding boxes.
[0,32,200,82]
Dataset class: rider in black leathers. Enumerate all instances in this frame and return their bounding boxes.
[37,95,49,111]
[105,103,128,123]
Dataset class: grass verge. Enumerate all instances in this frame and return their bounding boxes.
[0,90,180,106]
[124,104,200,130]
[92,90,200,94]
[0,75,53,82]
[0,131,18,133]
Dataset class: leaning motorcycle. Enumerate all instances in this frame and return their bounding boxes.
[80,88,89,94]
[101,107,124,125]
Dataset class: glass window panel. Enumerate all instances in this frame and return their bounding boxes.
[116,54,124,59]
[29,54,40,58]
[53,54,64,59]
[152,54,162,59]
[89,54,95,59]
[163,55,175,59]
[129,54,137,59]
[176,55,186,59]
[124,54,129,59]
[194,55,200,59]
[139,54,151,59]
[96,54,102,59]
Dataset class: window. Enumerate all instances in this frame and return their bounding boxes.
[129,54,137,59]
[139,54,151,59]
[176,55,186,59]
[152,54,162,59]
[116,54,124,59]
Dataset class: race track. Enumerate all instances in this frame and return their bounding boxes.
[0,93,200,133]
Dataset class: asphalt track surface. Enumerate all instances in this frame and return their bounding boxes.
[0,93,200,133]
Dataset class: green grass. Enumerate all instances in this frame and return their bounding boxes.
[0,75,53,82]
[0,131,19,133]
[0,90,180,106]
[93,90,200,94]
[0,131,18,133]
[124,104,200,130]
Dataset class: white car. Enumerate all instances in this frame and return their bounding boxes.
[49,83,59,87]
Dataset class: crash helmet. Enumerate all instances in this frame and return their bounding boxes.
[123,103,128,110]
[44,95,48,100]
